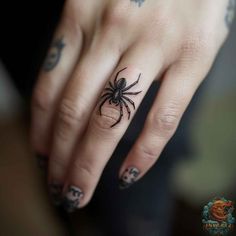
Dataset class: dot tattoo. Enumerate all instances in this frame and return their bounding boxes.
[99,67,142,128]
[225,0,235,29]
[43,37,65,72]
[130,0,145,7]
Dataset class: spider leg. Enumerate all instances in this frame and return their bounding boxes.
[122,73,141,92]
[114,67,127,83]
[122,95,135,110]
[109,81,115,90]
[111,102,123,128]
[99,96,110,115]
[121,99,131,120]
[123,91,142,95]
[101,92,112,99]
[104,87,114,93]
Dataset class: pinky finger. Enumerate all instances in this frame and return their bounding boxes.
[119,59,210,189]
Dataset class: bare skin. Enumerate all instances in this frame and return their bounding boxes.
[31,0,235,211]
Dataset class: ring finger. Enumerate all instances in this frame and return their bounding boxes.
[31,15,83,156]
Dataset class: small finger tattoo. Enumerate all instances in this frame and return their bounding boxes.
[49,182,63,206]
[130,0,145,7]
[119,167,140,189]
[225,0,235,29]
[43,37,65,72]
[99,67,142,128]
[63,186,84,213]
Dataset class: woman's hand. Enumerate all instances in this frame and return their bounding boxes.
[31,0,234,212]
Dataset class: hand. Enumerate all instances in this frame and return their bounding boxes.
[31,0,234,212]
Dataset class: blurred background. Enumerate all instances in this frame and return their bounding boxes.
[0,6,236,236]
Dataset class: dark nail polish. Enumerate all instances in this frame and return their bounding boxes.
[49,182,63,206]
[63,186,84,213]
[119,167,140,190]
[36,154,48,170]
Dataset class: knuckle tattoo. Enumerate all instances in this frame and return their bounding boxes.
[98,67,142,128]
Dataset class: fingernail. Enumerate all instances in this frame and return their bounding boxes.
[119,167,140,190]
[63,185,84,213]
[49,182,63,206]
[36,154,48,170]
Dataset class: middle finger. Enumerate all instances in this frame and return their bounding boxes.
[63,44,163,212]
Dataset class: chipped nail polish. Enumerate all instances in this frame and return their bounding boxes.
[119,167,140,189]
[63,186,84,213]
[49,182,63,206]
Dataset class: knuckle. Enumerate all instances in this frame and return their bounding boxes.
[149,105,180,137]
[92,106,122,133]
[56,99,83,140]
[139,145,158,162]
[62,2,85,36]
[74,161,97,180]
[102,2,130,28]
[50,157,67,172]
[62,12,83,41]
[64,0,86,21]
[31,135,48,155]
[182,34,212,57]
[33,87,53,113]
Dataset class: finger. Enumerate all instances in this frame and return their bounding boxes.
[63,44,164,212]
[48,40,121,202]
[119,57,213,189]
[31,16,83,156]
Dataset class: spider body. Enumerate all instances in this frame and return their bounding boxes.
[99,67,142,127]
[111,78,126,104]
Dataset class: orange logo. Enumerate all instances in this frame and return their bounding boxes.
[202,198,235,235]
[210,199,234,222]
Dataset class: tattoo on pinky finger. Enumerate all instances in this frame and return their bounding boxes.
[43,37,65,72]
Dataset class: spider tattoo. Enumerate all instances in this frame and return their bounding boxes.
[99,67,142,127]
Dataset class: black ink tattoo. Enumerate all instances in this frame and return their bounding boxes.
[130,0,145,7]
[99,67,142,128]
[225,0,235,29]
[43,37,65,72]
[63,186,84,213]
[119,167,140,189]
